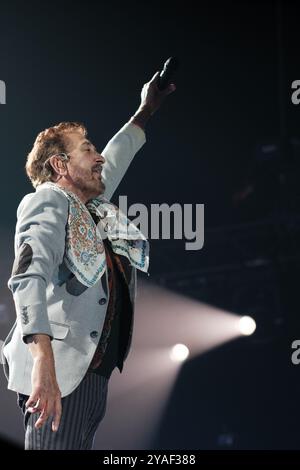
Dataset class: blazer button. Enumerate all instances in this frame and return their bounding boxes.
[90,331,98,339]
[99,297,107,305]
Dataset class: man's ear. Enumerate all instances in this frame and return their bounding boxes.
[48,155,68,177]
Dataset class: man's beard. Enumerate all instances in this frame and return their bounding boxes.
[74,172,106,198]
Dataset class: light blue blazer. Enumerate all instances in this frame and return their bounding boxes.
[1,122,146,397]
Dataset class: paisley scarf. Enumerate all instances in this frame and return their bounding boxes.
[36,182,149,287]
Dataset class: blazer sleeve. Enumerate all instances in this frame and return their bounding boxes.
[7,188,69,342]
[101,122,146,200]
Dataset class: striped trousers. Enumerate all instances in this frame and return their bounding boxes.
[17,371,109,450]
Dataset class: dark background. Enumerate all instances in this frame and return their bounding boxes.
[0,0,300,449]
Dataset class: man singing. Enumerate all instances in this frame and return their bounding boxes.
[1,71,175,449]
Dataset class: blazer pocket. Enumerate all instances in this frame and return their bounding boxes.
[50,321,70,340]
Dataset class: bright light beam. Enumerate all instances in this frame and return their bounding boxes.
[96,280,253,450]
[238,316,256,336]
[170,344,189,362]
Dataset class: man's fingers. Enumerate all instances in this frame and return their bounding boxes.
[35,403,49,429]
[148,72,176,96]
[29,397,61,431]
[166,83,176,94]
[52,397,62,432]
[26,393,39,409]
[26,395,43,413]
[149,71,160,83]
[161,83,176,97]
[27,406,41,414]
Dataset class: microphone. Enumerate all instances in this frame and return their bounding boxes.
[157,56,179,91]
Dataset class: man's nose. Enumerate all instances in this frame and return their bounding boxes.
[95,153,105,164]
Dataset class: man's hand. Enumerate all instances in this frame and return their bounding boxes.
[25,335,62,432]
[140,71,176,115]
[130,71,176,129]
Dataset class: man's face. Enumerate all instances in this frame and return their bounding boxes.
[63,131,106,201]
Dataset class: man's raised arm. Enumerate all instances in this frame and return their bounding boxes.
[101,71,176,200]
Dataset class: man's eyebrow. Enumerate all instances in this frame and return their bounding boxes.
[80,140,93,148]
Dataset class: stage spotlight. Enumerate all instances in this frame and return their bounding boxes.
[170,344,190,362]
[238,316,256,336]
[99,281,245,450]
